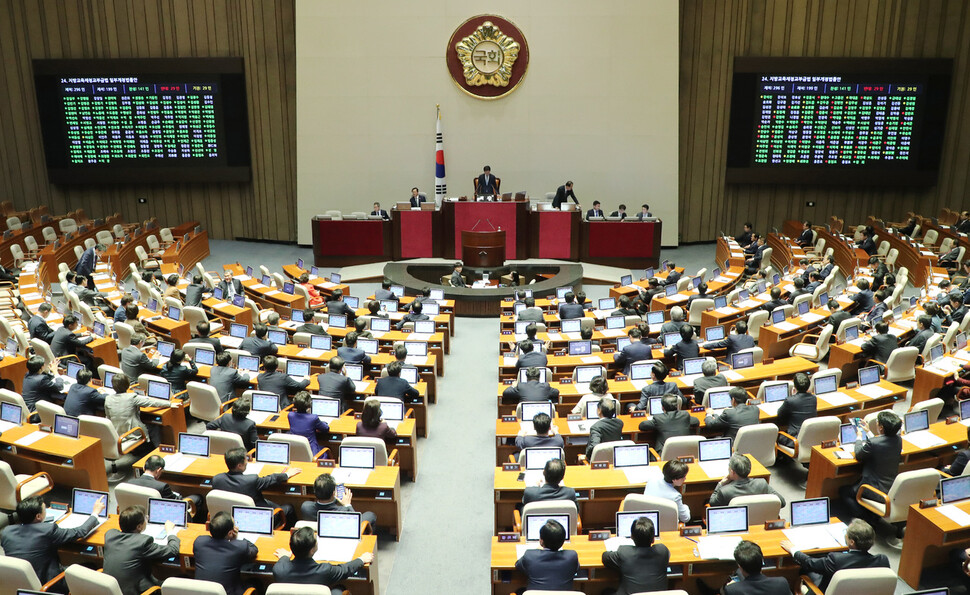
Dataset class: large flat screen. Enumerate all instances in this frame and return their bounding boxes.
[726,57,952,185]
[33,58,251,183]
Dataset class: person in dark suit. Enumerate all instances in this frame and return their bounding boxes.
[475,166,499,196]
[375,360,419,401]
[502,366,559,403]
[786,277,810,305]
[300,472,378,526]
[22,355,63,412]
[206,399,259,450]
[396,300,429,330]
[783,519,889,592]
[816,255,834,280]
[558,292,585,320]
[686,282,710,310]
[120,333,162,380]
[827,300,851,334]
[943,426,970,476]
[857,229,877,255]
[370,201,390,220]
[74,243,105,279]
[609,204,628,220]
[709,454,785,507]
[374,280,394,301]
[551,181,579,209]
[515,519,579,591]
[191,511,258,595]
[295,308,328,335]
[64,367,105,416]
[325,289,356,322]
[240,323,278,359]
[860,321,898,368]
[257,355,310,407]
[128,455,182,500]
[209,351,251,402]
[408,187,427,208]
[516,297,544,321]
[848,278,874,312]
[862,289,889,327]
[692,359,728,404]
[218,270,245,301]
[273,526,373,595]
[316,356,358,402]
[601,516,670,595]
[794,220,813,246]
[193,320,225,353]
[51,314,94,358]
[287,391,329,454]
[948,293,970,326]
[0,494,105,586]
[635,204,653,221]
[515,412,565,451]
[721,541,793,595]
[213,447,301,528]
[662,262,681,287]
[28,302,55,344]
[449,262,467,287]
[664,325,700,370]
[103,505,181,595]
[185,274,207,307]
[586,397,623,458]
[735,222,754,248]
[611,295,639,317]
[705,387,760,439]
[639,394,699,453]
[776,372,816,447]
[337,331,371,366]
[613,327,656,375]
[760,287,786,314]
[586,200,604,219]
[840,410,902,519]
[159,348,198,392]
[633,363,685,412]
[515,340,547,369]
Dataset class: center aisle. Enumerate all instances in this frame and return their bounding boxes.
[384,317,499,595]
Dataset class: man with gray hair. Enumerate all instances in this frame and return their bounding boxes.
[691,359,727,404]
[709,453,785,507]
[782,518,888,592]
[660,306,688,334]
[120,332,162,379]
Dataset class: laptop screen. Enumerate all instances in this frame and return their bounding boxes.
[763,383,789,403]
[606,315,625,330]
[556,287,572,300]
[286,360,311,378]
[178,433,209,457]
[662,332,681,348]
[5,338,18,356]
[525,514,571,542]
[616,337,632,351]
[213,287,224,300]
[682,357,705,375]
[619,275,633,286]
[340,445,376,469]
[771,309,786,324]
[237,354,260,372]
[630,362,654,381]
[255,440,290,465]
[72,488,109,517]
[616,511,660,539]
[230,323,248,338]
[400,366,419,384]
[738,289,750,301]
[251,392,280,413]
[930,343,945,363]
[706,505,749,534]
[730,352,753,370]
[404,341,428,357]
[524,447,564,471]
[328,314,347,328]
[858,366,880,386]
[317,511,361,539]
[148,497,187,527]
[839,423,857,445]
[147,298,158,312]
[0,402,22,425]
[297,258,304,269]
[844,324,860,341]
[291,309,305,323]
[713,296,727,309]
[344,363,363,381]
[705,325,725,341]
[790,497,830,527]
[569,341,592,356]
[414,320,436,334]
[65,361,85,380]
[232,506,275,535]
[574,365,600,384]
[561,319,582,333]
[147,380,171,400]
[797,300,811,316]
[958,332,969,351]
[813,374,837,395]
[585,400,602,419]
[194,348,216,366]
[380,401,405,421]
[941,475,970,504]
[156,341,175,358]
[613,444,650,468]
[389,285,404,298]
[644,268,655,279]
[708,388,732,409]
[699,438,733,461]
[357,338,379,354]
[429,289,444,300]
[520,401,554,422]
[904,410,930,433]
[343,296,359,309]
[422,304,440,319]
[692,277,702,289]
[648,397,664,415]
[53,414,80,438]
[643,312,663,326]
[266,330,287,346]
[599,297,617,310]
[665,285,679,297]
[261,275,272,286]
[311,397,341,418]
[167,306,181,321]
[310,334,332,351]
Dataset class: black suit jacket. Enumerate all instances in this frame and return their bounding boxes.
[854,434,902,493]
[160,361,199,392]
[239,336,277,358]
[614,341,655,374]
[776,392,816,438]
[705,404,760,439]
[792,548,890,592]
[103,529,180,595]
[316,371,357,401]
[797,228,813,245]
[515,548,579,592]
[209,366,251,401]
[326,300,356,320]
[22,372,64,411]
[192,535,259,595]
[205,415,259,450]
[375,376,419,401]
[586,416,624,457]
[193,335,225,354]
[586,208,604,219]
[663,270,682,287]
[273,555,364,587]
[609,210,628,220]
[64,383,105,417]
[370,209,390,220]
[128,473,179,499]
[664,339,700,369]
[409,195,427,208]
[502,381,559,404]
[212,470,289,508]
[860,333,898,364]
[0,515,99,583]
[552,185,578,209]
[516,351,547,369]
[476,173,498,196]
[723,572,793,595]
[602,543,670,595]
[295,322,328,335]
[639,410,699,453]
[185,283,206,307]
[257,370,310,405]
[217,279,244,298]
[28,314,54,343]
[522,482,577,505]
[120,345,161,380]
[51,326,92,357]
[558,303,585,320]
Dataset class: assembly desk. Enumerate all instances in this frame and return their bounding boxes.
[0,423,109,492]
[898,498,970,587]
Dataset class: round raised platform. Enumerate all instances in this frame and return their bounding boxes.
[382,261,584,316]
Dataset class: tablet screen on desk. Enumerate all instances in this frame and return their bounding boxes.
[561,319,582,333]
[380,401,404,421]
[92,321,106,337]
[328,314,347,328]
[5,338,18,356]
[286,360,310,378]
[662,332,681,348]
[574,365,600,384]
[148,497,187,528]
[72,488,108,518]
[317,511,361,539]
[251,392,280,413]
[178,433,209,457]
[167,306,181,321]
[616,337,632,351]
[195,348,216,366]
[941,475,970,505]
[156,341,175,358]
[414,320,436,334]
[520,401,554,422]
[605,316,625,330]
[665,285,678,297]
[648,397,664,416]
[400,365,419,384]
[844,325,860,341]
[630,362,654,381]
[705,326,725,342]
[404,341,428,357]
[429,289,444,300]
[255,440,290,465]
[813,374,837,395]
[599,298,617,311]
[232,506,275,536]
[682,358,705,376]
[839,424,857,446]
[616,511,660,539]
[343,296,358,309]
[340,445,376,469]
[731,352,754,370]
[380,300,399,313]
[370,318,391,332]
[312,397,340,418]
[65,361,84,381]
[422,302,440,316]
[707,388,732,410]
[790,497,830,527]
[556,287,572,300]
[568,341,592,356]
[310,335,332,351]
[523,447,564,471]
[213,287,224,300]
[357,339,378,355]
[230,323,248,338]
[904,410,929,434]
[713,296,727,310]
[390,285,404,298]
[706,505,748,534]
[797,300,811,316]
[620,275,632,286]
[290,309,305,323]
[858,366,880,387]
[613,444,650,468]
[525,514,570,542]
[699,438,732,462]
[646,311,664,325]
[770,309,786,324]
[344,364,363,382]
[763,382,789,404]
[267,330,287,346]
[147,380,171,400]
[0,402,22,426]
[53,414,80,439]
[237,355,260,373]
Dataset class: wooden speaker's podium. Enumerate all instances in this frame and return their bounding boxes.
[461,229,505,268]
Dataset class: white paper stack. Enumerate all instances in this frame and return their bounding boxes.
[723,371,744,381]
[299,348,326,359]
[816,392,857,407]
[600,329,625,338]
[59,513,108,530]
[698,460,730,478]
[679,374,700,387]
[580,356,602,364]
[331,468,372,485]
[14,431,48,446]
[242,462,265,476]
[163,453,198,473]
[353,381,371,393]
[903,431,946,449]
[247,411,273,424]
[567,420,591,434]
[546,333,563,342]
[515,543,541,558]
[855,385,892,399]
[622,465,663,485]
[758,401,784,417]
[604,536,635,551]
[503,356,518,366]
[697,535,743,560]
[782,525,841,551]
[936,504,970,526]
[314,538,360,562]
[773,321,799,332]
[800,313,825,323]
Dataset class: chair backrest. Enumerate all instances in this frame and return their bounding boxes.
[884,346,920,383]
[909,398,944,425]
[660,435,704,461]
[824,567,899,595]
[78,415,123,460]
[5,217,21,231]
[882,468,944,523]
[42,226,57,243]
[734,423,778,467]
[114,322,134,348]
[521,500,579,535]
[266,585,332,595]
[65,563,124,595]
[746,310,768,341]
[160,577,228,595]
[675,276,691,292]
[96,230,114,246]
[836,317,861,342]
[187,381,222,422]
[9,245,25,266]
[589,439,637,464]
[23,235,38,252]
[729,494,782,525]
[885,247,899,268]
[341,436,389,466]
[735,346,763,364]
[203,430,245,455]
[28,338,55,366]
[115,482,161,513]
[160,228,175,243]
[269,433,315,461]
[793,416,841,463]
[0,389,28,422]
[73,245,84,261]
[0,556,43,594]
[206,489,255,517]
[620,494,679,531]
[809,368,841,392]
[0,460,26,509]
[146,235,161,251]
[688,299,714,325]
[921,333,942,361]
[924,228,939,246]
[35,400,65,428]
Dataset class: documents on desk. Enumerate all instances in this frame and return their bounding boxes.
[163,453,199,473]
[248,411,274,424]
[854,384,892,398]
[14,430,48,446]
[331,467,372,485]
[523,470,543,485]
[503,356,518,366]
[697,535,743,560]
[927,357,965,375]
[221,336,243,349]
[758,401,784,417]
[566,420,591,435]
[0,419,18,433]
[545,332,563,341]
[715,306,739,315]
[354,380,371,393]
[243,462,265,476]
[800,313,825,324]
[737,300,762,309]
[515,543,542,558]
[782,522,847,551]
[679,374,701,387]
[604,536,635,551]
[59,513,107,531]
[773,321,799,332]
[600,328,625,338]
[623,465,663,485]
[573,383,590,394]
[698,460,730,478]
[722,371,744,381]
[816,392,857,407]
[298,348,326,359]
[936,504,970,526]
[314,537,361,562]
[631,380,649,391]
[902,430,947,449]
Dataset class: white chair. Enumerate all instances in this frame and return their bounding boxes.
[206,489,256,518]
[73,245,84,262]
[42,226,58,244]
[619,494,680,531]
[688,298,714,327]
[802,567,897,595]
[9,245,27,269]
[857,467,941,544]
[660,435,704,461]
[134,245,160,270]
[96,230,114,246]
[0,556,57,595]
[146,235,162,255]
[340,436,398,467]
[161,577,241,595]
[746,310,769,341]
[734,423,778,467]
[58,218,78,234]
[115,482,162,513]
[5,217,21,231]
[114,321,134,349]
[268,432,326,462]
[835,317,862,342]
[910,397,945,424]
[587,439,637,465]
[0,389,29,423]
[187,381,226,423]
[729,493,782,525]
[203,430,245,455]
[64,564,126,595]
[875,346,919,383]
[776,416,840,464]
[160,228,175,245]
[78,415,147,479]
[0,460,52,511]
[34,400,65,428]
[515,500,581,536]
[788,324,833,362]
[266,586,331,595]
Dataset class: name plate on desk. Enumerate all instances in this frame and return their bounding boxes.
[947,415,959,424]
[603,348,616,354]
[317,460,335,468]
[502,463,521,472]
[680,525,702,537]
[567,414,582,421]
[920,498,939,508]
[498,532,520,543]
[615,375,627,381]
[846,381,858,389]
[677,456,695,464]
[631,411,646,418]
[158,444,175,454]
[501,330,512,335]
[762,357,774,365]
[591,461,610,470]
[502,415,517,423]
[588,530,610,541]
[820,440,837,449]
[691,406,705,413]
[764,519,785,530]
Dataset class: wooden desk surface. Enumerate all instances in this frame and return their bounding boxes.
[898,499,970,586]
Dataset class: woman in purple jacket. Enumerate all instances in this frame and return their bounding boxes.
[286,391,329,455]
